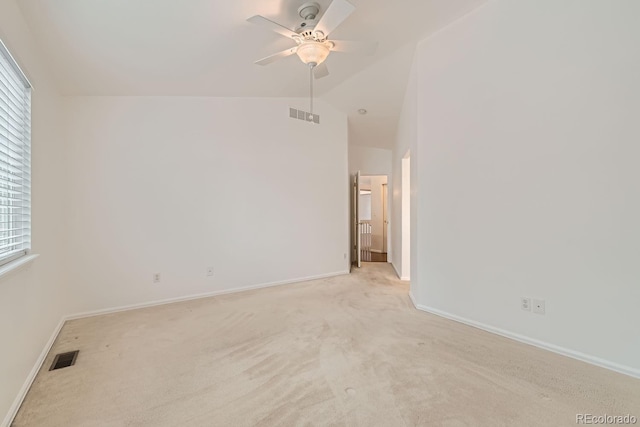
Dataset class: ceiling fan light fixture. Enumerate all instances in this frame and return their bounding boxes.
[296,41,330,65]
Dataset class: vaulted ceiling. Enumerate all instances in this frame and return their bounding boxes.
[17,0,486,148]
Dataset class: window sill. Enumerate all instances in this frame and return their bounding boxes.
[0,254,40,279]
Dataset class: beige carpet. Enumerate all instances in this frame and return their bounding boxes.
[13,263,640,426]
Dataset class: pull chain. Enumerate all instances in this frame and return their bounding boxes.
[309,64,314,122]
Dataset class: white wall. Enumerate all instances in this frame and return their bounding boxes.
[368,176,387,253]
[358,192,371,221]
[0,1,70,423]
[401,156,410,280]
[391,55,418,286]
[348,145,391,176]
[407,0,640,374]
[63,96,350,313]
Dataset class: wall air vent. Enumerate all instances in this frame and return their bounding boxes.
[289,107,320,124]
[49,350,79,371]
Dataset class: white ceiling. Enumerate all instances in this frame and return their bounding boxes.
[18,0,486,148]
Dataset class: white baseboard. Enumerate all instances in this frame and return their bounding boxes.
[2,318,65,427]
[3,270,349,426]
[408,291,417,308]
[391,261,410,281]
[66,270,350,320]
[392,262,401,278]
[414,304,640,380]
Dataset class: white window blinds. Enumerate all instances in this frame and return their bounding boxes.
[0,41,31,267]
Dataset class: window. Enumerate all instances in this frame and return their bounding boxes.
[0,40,31,267]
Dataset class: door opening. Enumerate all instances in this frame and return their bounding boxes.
[352,171,361,268]
[359,175,388,263]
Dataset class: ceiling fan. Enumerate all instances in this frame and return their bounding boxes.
[248,0,375,77]
[247,0,376,122]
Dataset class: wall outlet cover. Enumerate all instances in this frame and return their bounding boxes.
[532,299,546,314]
[521,297,531,311]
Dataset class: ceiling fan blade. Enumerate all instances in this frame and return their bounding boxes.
[255,47,298,66]
[314,0,356,38]
[330,40,378,55]
[247,15,299,40]
[314,63,329,79]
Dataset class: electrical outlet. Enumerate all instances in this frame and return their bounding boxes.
[153,273,161,283]
[532,299,545,314]
[521,297,531,311]
[343,253,347,259]
[206,267,214,277]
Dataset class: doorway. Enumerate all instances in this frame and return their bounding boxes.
[359,175,388,263]
[401,152,410,280]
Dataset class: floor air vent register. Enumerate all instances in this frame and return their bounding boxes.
[49,350,79,371]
